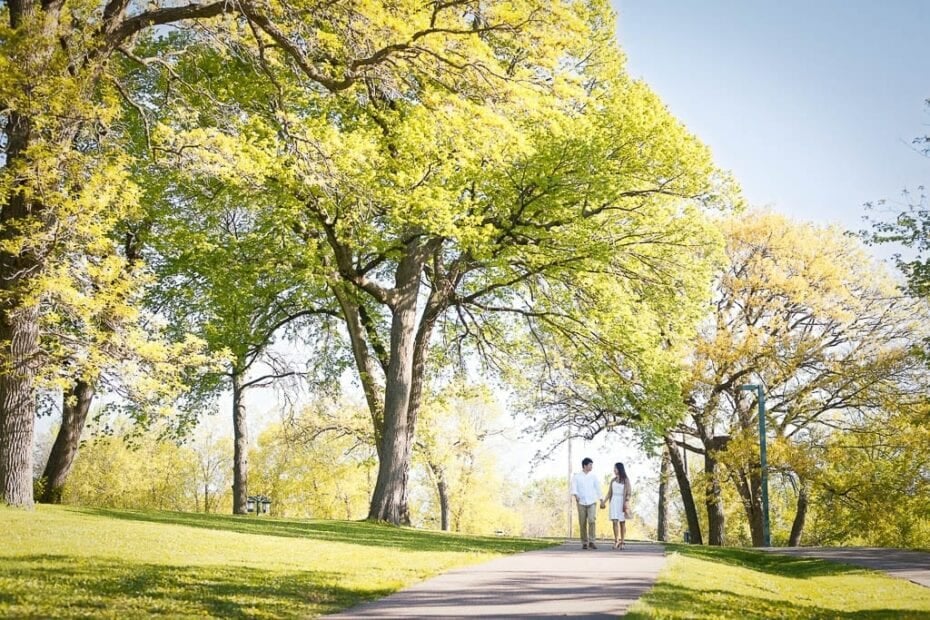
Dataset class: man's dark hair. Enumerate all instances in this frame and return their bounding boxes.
[581,457,593,467]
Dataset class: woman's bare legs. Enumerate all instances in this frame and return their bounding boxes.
[612,521,620,548]
[619,521,627,549]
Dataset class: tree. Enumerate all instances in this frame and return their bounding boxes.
[97,0,729,525]
[62,419,199,510]
[807,403,930,548]
[141,159,341,514]
[414,383,503,532]
[656,447,670,542]
[188,427,232,513]
[35,253,216,503]
[679,212,928,546]
[250,405,376,519]
[2,0,551,509]
[0,0,257,508]
[863,97,930,300]
[513,476,568,538]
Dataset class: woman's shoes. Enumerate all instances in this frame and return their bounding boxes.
[613,541,620,549]
[619,542,625,551]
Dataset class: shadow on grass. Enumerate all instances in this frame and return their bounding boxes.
[0,554,389,619]
[624,581,930,620]
[664,543,864,579]
[68,506,552,554]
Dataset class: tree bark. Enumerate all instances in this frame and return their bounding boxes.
[1,95,43,509]
[398,273,450,524]
[368,247,425,524]
[437,477,450,531]
[0,305,40,508]
[38,379,96,503]
[657,447,670,542]
[788,478,809,547]
[734,467,766,546]
[433,467,450,531]
[232,371,249,514]
[664,434,702,544]
[705,436,727,546]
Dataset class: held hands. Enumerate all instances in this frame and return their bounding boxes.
[599,499,606,509]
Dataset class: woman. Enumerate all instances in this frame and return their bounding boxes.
[600,462,632,550]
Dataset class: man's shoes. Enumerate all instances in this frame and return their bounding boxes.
[589,543,597,549]
[582,543,588,549]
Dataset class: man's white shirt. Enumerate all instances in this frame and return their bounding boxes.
[570,471,602,506]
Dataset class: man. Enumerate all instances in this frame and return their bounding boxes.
[570,457,602,549]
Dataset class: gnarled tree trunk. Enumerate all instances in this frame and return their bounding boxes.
[788,478,809,547]
[1,97,42,508]
[664,434,702,544]
[429,464,450,531]
[705,435,728,546]
[734,466,766,546]
[0,305,40,508]
[368,250,424,524]
[39,379,96,503]
[657,447,670,542]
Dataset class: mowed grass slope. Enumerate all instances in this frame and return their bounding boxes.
[627,544,930,619]
[0,505,552,619]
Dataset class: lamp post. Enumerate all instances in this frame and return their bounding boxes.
[738,383,771,547]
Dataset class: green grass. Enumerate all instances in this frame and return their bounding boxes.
[627,544,930,619]
[0,505,553,619]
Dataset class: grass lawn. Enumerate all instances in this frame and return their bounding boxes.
[0,505,553,618]
[626,544,930,619]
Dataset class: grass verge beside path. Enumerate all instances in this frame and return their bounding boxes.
[0,505,552,619]
[626,544,930,619]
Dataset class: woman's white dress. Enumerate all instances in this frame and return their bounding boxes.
[609,480,626,521]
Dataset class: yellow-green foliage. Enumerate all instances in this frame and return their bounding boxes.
[138,0,735,452]
[808,406,930,549]
[683,211,930,545]
[249,421,376,520]
[62,433,199,511]
[412,384,523,535]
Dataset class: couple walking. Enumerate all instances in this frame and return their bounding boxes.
[570,457,632,550]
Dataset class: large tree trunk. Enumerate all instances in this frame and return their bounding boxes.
[232,371,249,514]
[664,435,702,544]
[398,275,449,525]
[705,436,728,546]
[657,447,670,542]
[368,250,424,524]
[0,305,40,508]
[788,478,809,547]
[38,379,96,503]
[734,467,766,546]
[1,94,43,509]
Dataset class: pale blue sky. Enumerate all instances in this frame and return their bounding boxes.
[614,1,930,230]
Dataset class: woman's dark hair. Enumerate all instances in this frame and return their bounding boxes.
[614,462,628,483]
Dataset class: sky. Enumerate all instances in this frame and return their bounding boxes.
[614,0,930,231]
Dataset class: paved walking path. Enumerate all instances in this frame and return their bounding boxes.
[765,547,930,588]
[327,541,667,618]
